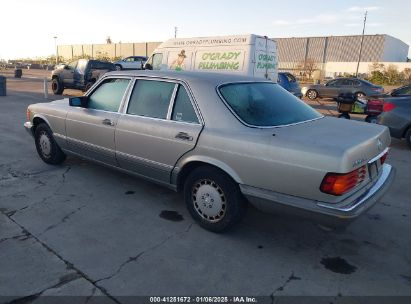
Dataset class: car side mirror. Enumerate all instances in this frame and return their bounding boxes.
[390,91,397,97]
[69,96,88,107]
[144,63,153,70]
[63,65,69,70]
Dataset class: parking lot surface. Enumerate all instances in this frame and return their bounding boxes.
[1,73,410,302]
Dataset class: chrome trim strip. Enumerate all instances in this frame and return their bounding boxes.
[166,84,179,120]
[368,147,389,164]
[116,151,173,170]
[66,136,115,154]
[317,164,392,212]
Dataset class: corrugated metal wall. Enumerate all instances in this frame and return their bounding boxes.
[277,35,388,71]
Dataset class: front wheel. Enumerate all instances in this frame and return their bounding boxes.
[184,166,247,232]
[115,65,122,71]
[306,89,318,100]
[365,115,378,124]
[34,123,66,165]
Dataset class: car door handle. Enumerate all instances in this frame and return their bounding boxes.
[102,118,114,126]
[175,132,193,141]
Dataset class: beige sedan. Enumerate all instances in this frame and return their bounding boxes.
[24,71,395,232]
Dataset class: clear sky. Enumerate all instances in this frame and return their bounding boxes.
[0,0,410,60]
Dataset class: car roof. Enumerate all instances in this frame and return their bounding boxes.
[104,70,271,85]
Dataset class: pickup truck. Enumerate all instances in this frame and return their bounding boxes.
[51,59,115,94]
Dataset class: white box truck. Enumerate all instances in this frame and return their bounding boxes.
[144,34,278,82]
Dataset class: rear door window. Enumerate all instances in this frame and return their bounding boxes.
[171,85,199,124]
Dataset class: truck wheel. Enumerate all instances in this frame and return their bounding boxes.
[52,78,64,95]
[84,81,95,92]
[184,166,247,232]
[34,123,66,165]
[115,65,122,71]
[405,127,411,148]
[306,89,318,100]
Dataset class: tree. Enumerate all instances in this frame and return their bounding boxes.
[385,65,401,85]
[402,68,411,83]
[296,58,318,80]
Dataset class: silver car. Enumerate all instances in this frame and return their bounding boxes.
[302,77,384,100]
[24,71,395,232]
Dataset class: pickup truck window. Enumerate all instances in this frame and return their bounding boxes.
[171,85,199,124]
[88,78,130,112]
[127,80,175,119]
[219,82,321,127]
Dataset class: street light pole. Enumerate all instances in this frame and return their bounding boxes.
[355,11,367,77]
[174,26,178,38]
[53,36,58,65]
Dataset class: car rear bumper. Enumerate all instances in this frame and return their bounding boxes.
[24,121,34,137]
[241,163,395,223]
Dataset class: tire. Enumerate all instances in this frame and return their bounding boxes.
[405,127,411,148]
[115,65,122,71]
[365,115,378,124]
[306,89,318,100]
[355,92,366,99]
[184,166,247,232]
[338,113,351,119]
[52,78,64,95]
[34,123,66,165]
[83,81,95,92]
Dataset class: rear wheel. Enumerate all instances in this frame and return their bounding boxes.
[34,123,66,165]
[355,92,366,99]
[306,89,318,100]
[405,127,411,148]
[184,166,247,232]
[365,115,378,124]
[83,81,95,92]
[338,113,351,119]
[51,78,64,95]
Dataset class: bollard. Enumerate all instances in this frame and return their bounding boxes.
[43,78,48,99]
[0,76,6,96]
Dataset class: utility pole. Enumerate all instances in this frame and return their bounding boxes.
[53,36,58,65]
[355,11,367,77]
[174,26,178,38]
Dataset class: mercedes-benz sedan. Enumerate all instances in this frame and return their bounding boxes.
[24,71,395,232]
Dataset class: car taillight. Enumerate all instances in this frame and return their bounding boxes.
[383,102,396,112]
[26,108,31,121]
[320,166,367,196]
[380,150,388,165]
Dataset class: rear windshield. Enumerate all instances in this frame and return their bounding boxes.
[218,82,322,127]
[90,61,115,70]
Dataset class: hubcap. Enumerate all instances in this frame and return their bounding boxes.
[192,179,226,222]
[39,132,51,158]
[308,90,316,99]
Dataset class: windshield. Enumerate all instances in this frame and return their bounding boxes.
[219,82,322,127]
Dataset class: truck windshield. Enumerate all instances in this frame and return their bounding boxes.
[219,82,322,127]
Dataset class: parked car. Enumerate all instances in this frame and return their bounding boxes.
[383,84,411,98]
[302,77,384,100]
[51,59,116,95]
[278,72,302,98]
[114,56,148,71]
[377,96,411,148]
[24,71,394,232]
